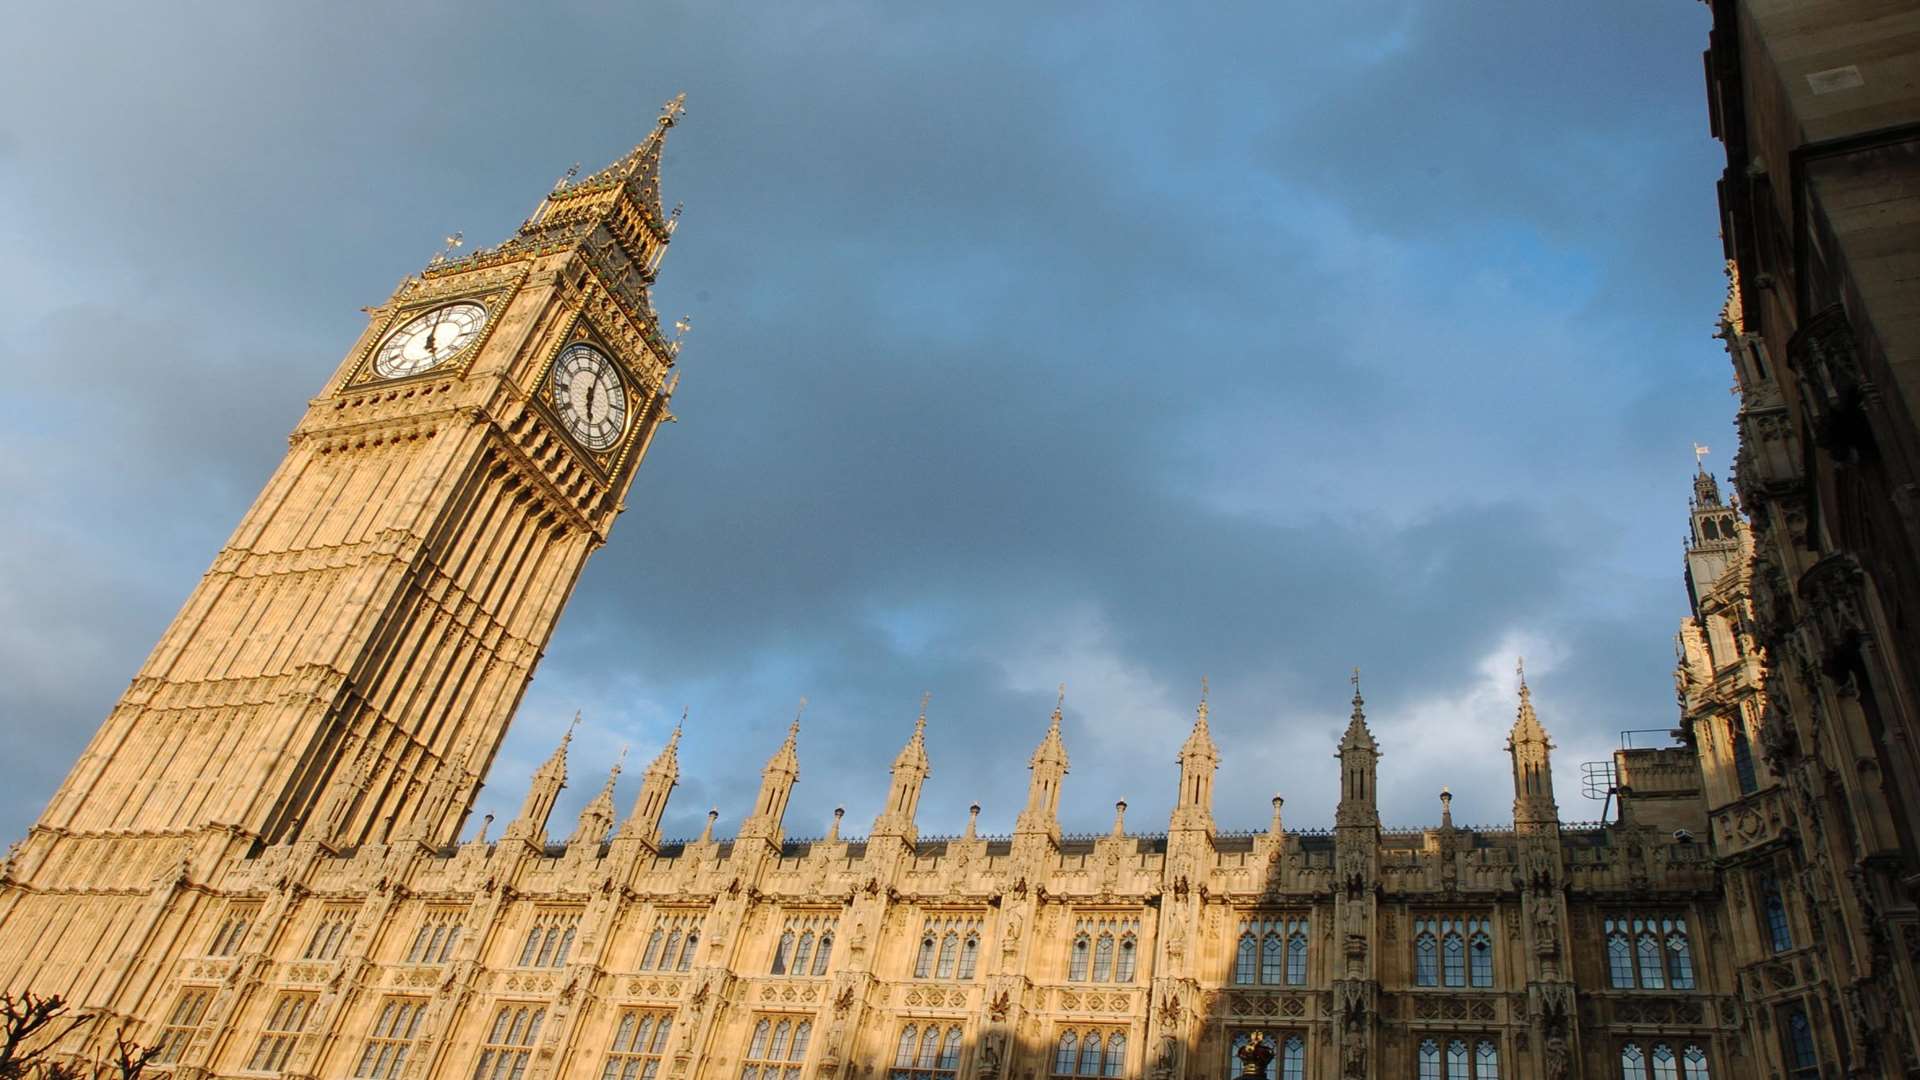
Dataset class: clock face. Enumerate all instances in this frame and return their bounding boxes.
[371,301,489,378]
[551,343,629,451]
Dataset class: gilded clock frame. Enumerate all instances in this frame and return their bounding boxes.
[343,286,516,390]
[527,314,651,480]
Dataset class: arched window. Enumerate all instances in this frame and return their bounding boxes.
[1235,932,1258,984]
[1666,929,1694,989]
[956,934,978,979]
[1281,1035,1305,1080]
[1787,1008,1818,1073]
[1417,1039,1441,1080]
[749,1019,772,1059]
[640,929,664,970]
[1636,931,1665,989]
[768,1019,792,1061]
[1681,1044,1710,1079]
[1622,1043,1645,1078]
[535,926,559,967]
[1116,935,1136,982]
[1069,935,1090,981]
[1103,1033,1126,1077]
[1414,932,1438,987]
[1442,932,1466,987]
[662,930,683,971]
[1731,719,1758,794]
[812,933,832,976]
[771,930,794,975]
[1763,880,1793,952]
[937,932,959,978]
[1286,931,1308,985]
[893,1026,917,1068]
[1469,932,1493,988]
[1475,1040,1499,1079]
[1093,933,1115,982]
[554,926,574,966]
[792,931,815,976]
[1446,1039,1470,1080]
[1078,1032,1103,1075]
[1260,931,1283,984]
[518,928,541,967]
[1054,1033,1077,1074]
[1652,1044,1679,1080]
[940,1027,963,1069]
[918,1026,941,1068]
[1607,927,1634,988]
[678,932,699,971]
[915,935,936,978]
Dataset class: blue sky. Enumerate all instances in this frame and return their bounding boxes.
[0,2,1734,844]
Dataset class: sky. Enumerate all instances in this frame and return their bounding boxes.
[0,2,1736,846]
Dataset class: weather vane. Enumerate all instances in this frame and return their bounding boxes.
[1693,442,1710,468]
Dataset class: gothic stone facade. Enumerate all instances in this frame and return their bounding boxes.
[0,107,1781,1079]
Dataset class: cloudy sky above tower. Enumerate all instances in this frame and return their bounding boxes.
[0,2,1731,844]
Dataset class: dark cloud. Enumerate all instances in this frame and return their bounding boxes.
[0,1,1727,845]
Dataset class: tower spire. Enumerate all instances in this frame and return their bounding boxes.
[1171,676,1219,833]
[1508,660,1559,828]
[504,717,575,843]
[740,700,803,843]
[569,754,622,846]
[618,715,683,848]
[873,695,932,841]
[1335,671,1381,829]
[1016,686,1071,840]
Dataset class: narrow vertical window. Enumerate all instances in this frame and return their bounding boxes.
[1103,1033,1125,1077]
[1606,925,1634,988]
[1069,935,1090,981]
[640,929,664,970]
[1474,1040,1498,1080]
[1785,1008,1818,1075]
[771,931,794,975]
[1286,930,1308,985]
[792,931,815,975]
[915,935,936,978]
[1078,1032,1102,1075]
[679,931,699,971]
[1054,1033,1077,1075]
[1469,931,1493,988]
[811,933,832,976]
[1442,932,1466,987]
[1092,933,1115,982]
[1446,1039,1469,1080]
[1115,935,1136,982]
[1636,931,1665,989]
[1281,1036,1305,1080]
[1417,1039,1441,1080]
[1763,880,1793,952]
[1621,1044,1646,1080]
[1235,931,1258,984]
[1681,1044,1710,1079]
[1414,932,1438,987]
[1651,1044,1679,1080]
[1260,931,1283,984]
[1730,717,1758,794]
[1666,928,1694,989]
[936,932,959,978]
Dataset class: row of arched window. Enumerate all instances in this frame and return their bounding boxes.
[1412,917,1492,988]
[740,1017,810,1080]
[638,915,701,972]
[890,1024,964,1080]
[1229,1032,1305,1080]
[1067,931,1137,983]
[1619,1042,1710,1079]
[516,913,578,968]
[1049,1029,1126,1077]
[769,921,835,977]
[1604,916,1694,990]
[1233,918,1309,986]
[1416,1039,1498,1079]
[914,930,980,980]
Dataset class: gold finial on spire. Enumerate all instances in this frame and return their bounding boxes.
[568,710,582,737]
[677,706,688,736]
[659,92,687,128]
[1055,683,1066,716]
[917,691,931,735]
[1517,656,1527,691]
[790,696,807,737]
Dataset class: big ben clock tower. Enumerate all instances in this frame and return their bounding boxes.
[6,99,690,923]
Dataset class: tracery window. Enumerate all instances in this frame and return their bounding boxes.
[598,1009,672,1080]
[1730,715,1758,794]
[406,910,463,964]
[516,911,579,968]
[353,997,425,1079]
[888,1022,965,1080]
[1050,1027,1126,1078]
[302,906,355,961]
[1620,1043,1711,1080]
[471,1004,543,1080]
[152,988,211,1065]
[1603,916,1694,989]
[771,913,837,977]
[1233,917,1309,986]
[1416,1038,1499,1079]
[1227,1030,1306,1080]
[246,993,315,1074]
[1783,1007,1817,1078]
[1413,917,1489,988]
[1761,878,1793,953]
[739,1016,811,1080]
[1069,914,1140,983]
[206,904,258,958]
